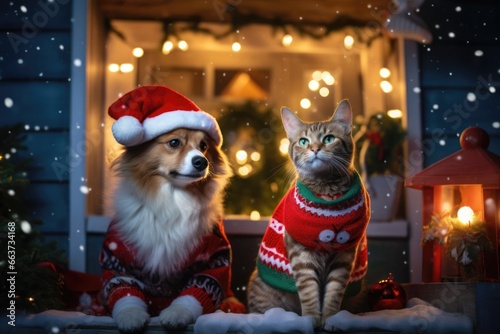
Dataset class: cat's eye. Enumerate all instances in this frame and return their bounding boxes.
[298,138,309,147]
[336,231,350,244]
[323,135,336,144]
[167,139,181,148]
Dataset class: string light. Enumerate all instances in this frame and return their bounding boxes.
[250,210,261,220]
[300,98,311,109]
[387,109,403,118]
[457,206,474,225]
[282,34,293,46]
[162,40,174,55]
[232,41,241,52]
[177,40,189,51]
[379,67,391,78]
[319,87,330,97]
[344,35,354,49]
[119,63,134,73]
[108,63,120,72]
[132,47,144,58]
[308,80,320,91]
[380,80,393,93]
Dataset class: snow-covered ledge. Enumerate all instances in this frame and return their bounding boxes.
[86,215,407,238]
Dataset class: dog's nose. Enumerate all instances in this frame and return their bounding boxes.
[192,156,208,171]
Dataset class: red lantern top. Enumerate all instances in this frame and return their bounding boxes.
[405,126,500,189]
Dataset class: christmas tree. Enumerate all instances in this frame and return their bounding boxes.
[1,124,66,313]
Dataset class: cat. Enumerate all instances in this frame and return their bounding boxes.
[246,100,371,328]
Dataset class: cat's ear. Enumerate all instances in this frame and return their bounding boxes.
[281,107,304,137]
[332,99,352,133]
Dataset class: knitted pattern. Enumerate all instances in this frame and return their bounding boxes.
[257,173,370,293]
[99,221,232,316]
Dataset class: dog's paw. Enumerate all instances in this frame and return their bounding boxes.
[114,306,150,333]
[159,296,203,329]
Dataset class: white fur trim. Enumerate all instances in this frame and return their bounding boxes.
[171,295,203,319]
[112,115,144,146]
[112,296,147,318]
[142,110,222,147]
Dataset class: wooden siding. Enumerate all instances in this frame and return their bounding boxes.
[418,1,500,166]
[0,0,73,255]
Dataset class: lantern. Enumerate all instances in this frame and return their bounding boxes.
[405,126,500,282]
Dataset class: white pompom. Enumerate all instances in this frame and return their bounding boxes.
[112,115,144,146]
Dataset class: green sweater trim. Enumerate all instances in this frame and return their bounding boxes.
[296,172,362,206]
[257,259,297,293]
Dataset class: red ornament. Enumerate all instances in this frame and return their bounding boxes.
[368,273,406,311]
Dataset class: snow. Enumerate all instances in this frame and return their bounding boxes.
[10,298,473,334]
[4,97,13,108]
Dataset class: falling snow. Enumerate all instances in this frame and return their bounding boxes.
[17,59,23,64]
[4,97,13,108]
[80,185,90,194]
[8,189,15,196]
[474,50,484,57]
[493,122,500,129]
[466,92,476,102]
[74,59,82,67]
[413,87,421,94]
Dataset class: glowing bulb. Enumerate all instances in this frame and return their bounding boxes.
[250,151,261,161]
[162,40,174,54]
[379,67,391,78]
[319,87,330,97]
[238,164,252,176]
[387,109,403,118]
[132,47,144,58]
[108,63,119,72]
[232,41,241,52]
[380,80,393,93]
[235,150,248,164]
[308,80,320,91]
[119,63,134,73]
[282,34,293,46]
[344,35,354,49]
[178,40,189,51]
[457,206,474,225]
[322,74,335,86]
[279,138,290,155]
[312,71,322,81]
[250,210,261,221]
[300,98,311,109]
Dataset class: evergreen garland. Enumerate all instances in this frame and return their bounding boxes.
[0,124,66,313]
[354,113,406,176]
[217,101,290,216]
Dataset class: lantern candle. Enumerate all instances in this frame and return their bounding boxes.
[457,206,474,226]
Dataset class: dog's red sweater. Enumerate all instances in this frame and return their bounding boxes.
[99,221,233,316]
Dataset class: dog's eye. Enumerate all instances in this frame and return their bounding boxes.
[167,139,181,148]
[199,141,207,152]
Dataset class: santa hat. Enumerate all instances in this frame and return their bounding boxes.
[108,85,222,147]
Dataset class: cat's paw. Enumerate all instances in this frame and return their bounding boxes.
[159,296,203,329]
[114,306,150,333]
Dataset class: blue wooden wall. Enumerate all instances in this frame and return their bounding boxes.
[419,1,500,166]
[0,0,73,254]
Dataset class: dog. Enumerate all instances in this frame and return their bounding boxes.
[100,86,243,333]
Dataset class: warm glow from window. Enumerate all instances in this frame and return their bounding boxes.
[344,35,354,49]
[162,40,174,54]
[457,206,474,225]
[232,42,241,52]
[379,67,391,78]
[282,34,293,46]
[300,98,311,109]
[380,80,393,93]
[132,47,144,58]
[308,80,320,91]
[119,63,134,73]
[387,109,403,118]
